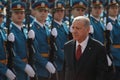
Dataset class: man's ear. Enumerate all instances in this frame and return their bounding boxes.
[87,26,90,32]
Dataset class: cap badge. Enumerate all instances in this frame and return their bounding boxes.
[17,4,21,8]
[96,0,100,4]
[79,2,83,6]
[41,2,45,7]
[113,0,116,3]
[58,3,62,8]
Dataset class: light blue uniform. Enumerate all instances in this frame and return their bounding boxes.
[0,26,8,80]
[10,22,29,80]
[108,17,120,67]
[90,16,105,44]
[31,21,51,78]
[52,21,69,71]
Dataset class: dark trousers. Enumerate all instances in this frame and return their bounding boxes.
[106,66,115,80]
[38,74,56,80]
[38,77,50,80]
[37,70,65,80]
[114,66,120,80]
[57,71,65,80]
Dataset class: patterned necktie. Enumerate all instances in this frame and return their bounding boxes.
[76,45,82,61]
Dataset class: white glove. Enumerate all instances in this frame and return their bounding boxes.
[8,33,15,42]
[106,22,113,31]
[106,55,112,66]
[28,30,35,39]
[51,28,57,38]
[45,62,56,74]
[5,69,16,80]
[25,64,35,77]
[89,25,94,34]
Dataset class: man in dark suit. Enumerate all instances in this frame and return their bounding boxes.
[64,16,108,80]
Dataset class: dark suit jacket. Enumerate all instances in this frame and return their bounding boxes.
[64,37,108,80]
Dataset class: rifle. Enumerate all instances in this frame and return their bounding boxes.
[68,0,73,40]
[49,2,59,80]
[104,0,115,79]
[105,0,111,55]
[25,0,38,80]
[88,0,92,19]
[6,0,16,79]
[68,0,72,27]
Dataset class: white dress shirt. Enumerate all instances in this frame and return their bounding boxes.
[76,36,89,53]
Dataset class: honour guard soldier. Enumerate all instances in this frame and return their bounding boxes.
[89,0,105,44]
[0,5,16,80]
[30,1,56,80]
[72,0,88,18]
[51,1,69,80]
[90,1,115,80]
[90,0,116,80]
[107,0,120,80]
[7,1,35,80]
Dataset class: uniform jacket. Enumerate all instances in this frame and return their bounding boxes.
[31,21,51,77]
[108,17,120,66]
[52,21,69,71]
[10,23,28,80]
[90,16,105,44]
[0,28,8,80]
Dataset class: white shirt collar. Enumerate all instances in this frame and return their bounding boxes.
[54,19,62,26]
[35,19,45,28]
[109,16,117,21]
[76,36,89,53]
[12,22,23,31]
[91,15,100,21]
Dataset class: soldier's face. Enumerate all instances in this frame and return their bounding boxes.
[54,9,65,22]
[35,9,48,22]
[108,5,119,17]
[91,6,103,18]
[11,11,25,24]
[72,8,86,17]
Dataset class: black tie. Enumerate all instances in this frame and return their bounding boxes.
[43,26,46,30]
[21,28,24,33]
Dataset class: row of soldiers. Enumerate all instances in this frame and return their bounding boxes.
[0,0,119,80]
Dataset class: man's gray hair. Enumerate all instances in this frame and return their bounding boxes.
[72,16,90,27]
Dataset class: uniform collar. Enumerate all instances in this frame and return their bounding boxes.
[109,16,117,21]
[54,19,62,26]
[35,19,45,28]
[91,15,100,21]
[12,22,23,31]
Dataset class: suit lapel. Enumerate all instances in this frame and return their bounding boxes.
[82,37,93,58]
[70,40,76,67]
